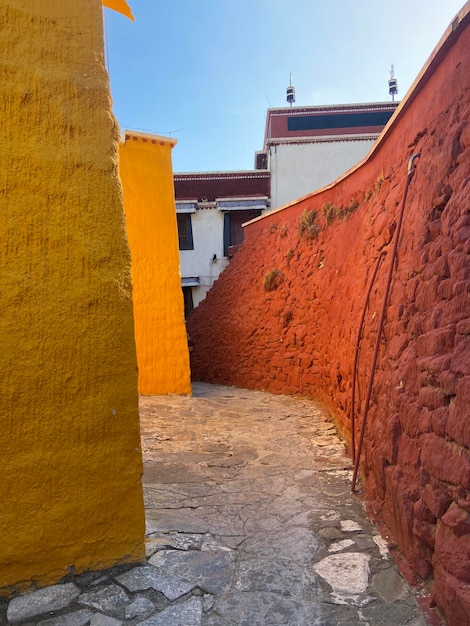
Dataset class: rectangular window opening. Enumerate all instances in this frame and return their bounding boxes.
[177,213,194,250]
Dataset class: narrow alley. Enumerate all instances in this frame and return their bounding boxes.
[2,383,441,625]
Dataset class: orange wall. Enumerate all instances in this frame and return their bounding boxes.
[187,6,470,623]
[119,133,192,395]
[0,0,145,592]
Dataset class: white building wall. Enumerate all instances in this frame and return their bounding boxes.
[269,137,376,209]
[179,207,228,308]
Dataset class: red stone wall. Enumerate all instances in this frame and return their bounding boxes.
[187,11,470,624]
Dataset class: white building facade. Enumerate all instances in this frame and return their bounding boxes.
[174,101,398,314]
[174,171,270,315]
[258,102,398,209]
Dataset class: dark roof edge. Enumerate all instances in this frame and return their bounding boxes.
[174,170,270,180]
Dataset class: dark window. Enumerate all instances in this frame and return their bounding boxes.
[182,286,194,318]
[287,110,394,132]
[255,152,268,169]
[177,213,194,250]
[223,210,261,256]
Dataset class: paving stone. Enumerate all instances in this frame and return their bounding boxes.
[124,596,155,619]
[340,520,363,532]
[200,535,225,551]
[313,553,370,596]
[319,526,343,541]
[219,535,245,549]
[7,583,80,623]
[78,584,129,613]
[90,615,122,626]
[197,505,247,535]
[115,565,196,601]
[38,609,94,626]
[319,510,342,523]
[75,568,124,589]
[360,598,423,625]
[319,602,369,625]
[235,557,317,597]
[328,590,374,608]
[404,617,428,626]
[144,536,172,556]
[327,538,355,553]
[213,591,324,626]
[151,549,236,596]
[145,552,166,569]
[240,525,320,563]
[351,534,377,550]
[145,509,209,534]
[372,567,408,603]
[147,532,205,552]
[135,596,203,626]
[322,482,351,497]
[203,615,235,626]
[372,534,391,559]
[202,593,215,612]
[144,461,204,484]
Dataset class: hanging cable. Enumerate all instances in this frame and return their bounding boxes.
[350,249,387,464]
[351,153,421,493]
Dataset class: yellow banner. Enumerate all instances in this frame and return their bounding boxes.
[102,0,134,21]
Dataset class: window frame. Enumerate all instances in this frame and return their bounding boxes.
[177,212,194,250]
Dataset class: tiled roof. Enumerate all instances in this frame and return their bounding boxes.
[174,171,270,202]
[122,130,177,147]
[264,102,399,144]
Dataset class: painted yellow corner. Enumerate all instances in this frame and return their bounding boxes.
[102,0,134,21]
[119,133,192,396]
[0,0,144,593]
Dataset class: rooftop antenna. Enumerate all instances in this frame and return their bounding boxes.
[388,65,398,102]
[286,73,295,107]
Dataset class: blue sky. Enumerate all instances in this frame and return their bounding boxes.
[104,0,465,173]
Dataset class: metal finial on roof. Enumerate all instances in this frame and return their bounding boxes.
[287,73,295,107]
[388,65,398,102]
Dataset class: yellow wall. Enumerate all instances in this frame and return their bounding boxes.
[119,133,192,395]
[0,0,145,592]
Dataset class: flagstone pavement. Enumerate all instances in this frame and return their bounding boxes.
[0,383,445,626]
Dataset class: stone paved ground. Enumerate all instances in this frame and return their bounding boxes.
[0,383,445,625]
